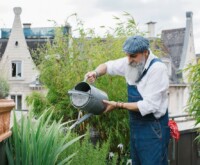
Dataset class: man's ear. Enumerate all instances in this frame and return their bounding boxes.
[143,50,148,54]
[143,50,149,57]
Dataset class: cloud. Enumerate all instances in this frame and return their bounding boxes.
[0,0,200,52]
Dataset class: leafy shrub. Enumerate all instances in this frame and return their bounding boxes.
[185,62,200,141]
[59,128,118,165]
[26,91,49,117]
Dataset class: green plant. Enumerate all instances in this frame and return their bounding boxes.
[59,128,118,165]
[185,62,200,123]
[6,110,84,165]
[26,91,49,117]
[59,128,132,165]
[185,61,200,141]
[0,76,9,99]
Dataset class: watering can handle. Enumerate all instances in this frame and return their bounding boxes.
[83,75,96,86]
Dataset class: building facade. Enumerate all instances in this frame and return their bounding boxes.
[0,7,70,110]
[162,12,196,115]
[0,7,40,110]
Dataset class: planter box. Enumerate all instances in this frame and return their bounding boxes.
[0,99,15,142]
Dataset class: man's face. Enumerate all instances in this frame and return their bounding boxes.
[126,52,146,68]
[126,51,147,82]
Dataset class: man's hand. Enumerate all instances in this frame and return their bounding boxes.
[103,100,117,113]
[85,71,97,83]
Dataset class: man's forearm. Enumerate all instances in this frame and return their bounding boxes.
[95,63,107,77]
[122,102,139,112]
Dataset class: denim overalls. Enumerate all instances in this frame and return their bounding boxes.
[128,58,170,165]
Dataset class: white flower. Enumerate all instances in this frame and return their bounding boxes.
[109,152,114,159]
[126,159,132,165]
[117,143,124,152]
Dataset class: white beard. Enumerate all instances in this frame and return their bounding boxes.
[125,58,145,85]
[125,65,139,85]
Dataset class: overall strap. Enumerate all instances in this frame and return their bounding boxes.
[135,58,162,83]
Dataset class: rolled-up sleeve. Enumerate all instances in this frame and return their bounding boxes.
[137,63,169,117]
[105,57,127,76]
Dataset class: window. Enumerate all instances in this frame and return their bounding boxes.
[12,61,22,78]
[11,95,22,110]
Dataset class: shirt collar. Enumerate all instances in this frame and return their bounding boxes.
[143,50,157,71]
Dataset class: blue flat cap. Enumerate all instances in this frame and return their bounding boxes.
[123,36,149,54]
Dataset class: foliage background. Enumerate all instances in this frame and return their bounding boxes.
[26,12,144,151]
[185,60,200,141]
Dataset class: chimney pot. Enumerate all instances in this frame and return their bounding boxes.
[146,21,156,38]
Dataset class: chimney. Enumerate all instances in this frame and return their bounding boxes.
[186,11,193,19]
[146,21,156,38]
[23,23,31,28]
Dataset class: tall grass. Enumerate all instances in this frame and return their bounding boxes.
[6,111,84,165]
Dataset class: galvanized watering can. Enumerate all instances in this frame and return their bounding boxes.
[68,80,108,129]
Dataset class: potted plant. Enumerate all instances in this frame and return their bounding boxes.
[0,76,15,142]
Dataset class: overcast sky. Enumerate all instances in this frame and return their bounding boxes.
[0,0,200,53]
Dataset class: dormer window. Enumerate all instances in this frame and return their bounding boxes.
[29,75,43,90]
[12,60,22,78]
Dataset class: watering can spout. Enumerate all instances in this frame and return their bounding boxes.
[69,113,93,130]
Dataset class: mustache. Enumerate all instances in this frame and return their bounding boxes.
[129,61,143,68]
[129,61,138,67]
